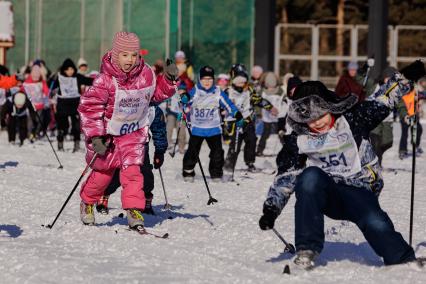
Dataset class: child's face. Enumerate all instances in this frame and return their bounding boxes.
[200,77,214,89]
[308,113,333,133]
[118,51,138,73]
[348,68,357,78]
[64,67,75,77]
[217,80,229,90]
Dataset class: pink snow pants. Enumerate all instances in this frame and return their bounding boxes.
[80,165,145,210]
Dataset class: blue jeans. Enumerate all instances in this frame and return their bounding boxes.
[294,167,415,265]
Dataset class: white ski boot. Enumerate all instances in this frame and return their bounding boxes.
[127,209,145,229]
[293,250,319,270]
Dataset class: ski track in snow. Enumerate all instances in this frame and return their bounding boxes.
[0,123,425,284]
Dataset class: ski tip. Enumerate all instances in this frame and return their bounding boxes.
[283,264,291,275]
[162,233,169,239]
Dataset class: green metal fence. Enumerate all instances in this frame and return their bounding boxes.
[6,0,254,76]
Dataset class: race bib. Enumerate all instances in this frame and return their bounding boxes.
[106,77,153,136]
[190,88,221,128]
[297,117,362,177]
[169,92,181,114]
[58,74,80,98]
[23,82,43,105]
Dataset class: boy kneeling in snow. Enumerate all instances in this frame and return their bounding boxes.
[259,74,417,268]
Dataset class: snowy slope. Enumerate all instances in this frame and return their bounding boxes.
[0,123,425,284]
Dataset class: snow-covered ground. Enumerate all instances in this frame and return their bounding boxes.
[0,123,425,284]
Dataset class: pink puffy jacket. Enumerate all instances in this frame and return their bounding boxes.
[78,51,176,171]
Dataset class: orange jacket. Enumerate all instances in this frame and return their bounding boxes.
[402,90,417,116]
[0,74,18,89]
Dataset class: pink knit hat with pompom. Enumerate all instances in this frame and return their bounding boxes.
[111,32,140,66]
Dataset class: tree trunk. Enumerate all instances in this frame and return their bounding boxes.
[336,0,345,75]
[282,6,290,71]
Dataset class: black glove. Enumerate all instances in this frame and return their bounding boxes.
[259,206,278,231]
[91,136,109,156]
[164,59,179,82]
[153,152,164,169]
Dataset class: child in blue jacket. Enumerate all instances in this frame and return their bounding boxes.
[181,66,242,182]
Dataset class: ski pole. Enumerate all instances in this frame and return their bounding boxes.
[45,153,98,229]
[158,167,172,209]
[230,125,240,182]
[362,57,375,88]
[169,116,182,158]
[182,113,218,205]
[409,94,418,246]
[26,92,64,169]
[272,228,296,254]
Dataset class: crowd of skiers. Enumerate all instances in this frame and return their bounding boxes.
[1,31,425,269]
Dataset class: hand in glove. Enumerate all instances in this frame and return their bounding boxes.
[91,136,109,156]
[164,59,179,82]
[259,206,278,230]
[404,115,413,125]
[234,111,245,128]
[180,92,190,104]
[153,152,164,169]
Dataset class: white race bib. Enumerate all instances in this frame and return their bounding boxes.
[58,74,80,98]
[106,76,154,136]
[297,116,362,178]
[23,82,44,105]
[190,87,221,129]
[169,92,182,114]
[0,88,5,105]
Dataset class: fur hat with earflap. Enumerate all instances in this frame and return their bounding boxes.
[287,81,358,134]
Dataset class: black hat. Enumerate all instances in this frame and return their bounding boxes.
[199,65,214,79]
[400,60,425,82]
[60,58,77,76]
[230,63,248,80]
[288,81,358,134]
[287,76,302,95]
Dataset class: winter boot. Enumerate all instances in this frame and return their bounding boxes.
[72,140,80,153]
[80,201,95,225]
[183,169,195,183]
[58,141,64,151]
[293,250,319,270]
[247,163,258,173]
[211,177,222,183]
[96,195,109,215]
[144,198,155,215]
[399,151,408,160]
[126,209,145,229]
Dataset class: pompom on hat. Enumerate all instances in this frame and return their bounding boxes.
[111,32,140,67]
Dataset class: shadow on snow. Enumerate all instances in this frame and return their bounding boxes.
[0,161,19,169]
[0,224,23,238]
[96,204,214,228]
[266,241,382,267]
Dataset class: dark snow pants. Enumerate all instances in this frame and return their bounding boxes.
[294,166,415,265]
[256,122,277,154]
[224,122,257,171]
[399,119,423,153]
[7,115,28,143]
[182,134,224,178]
[56,98,81,142]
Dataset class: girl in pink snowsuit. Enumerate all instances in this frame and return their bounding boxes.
[78,32,177,227]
